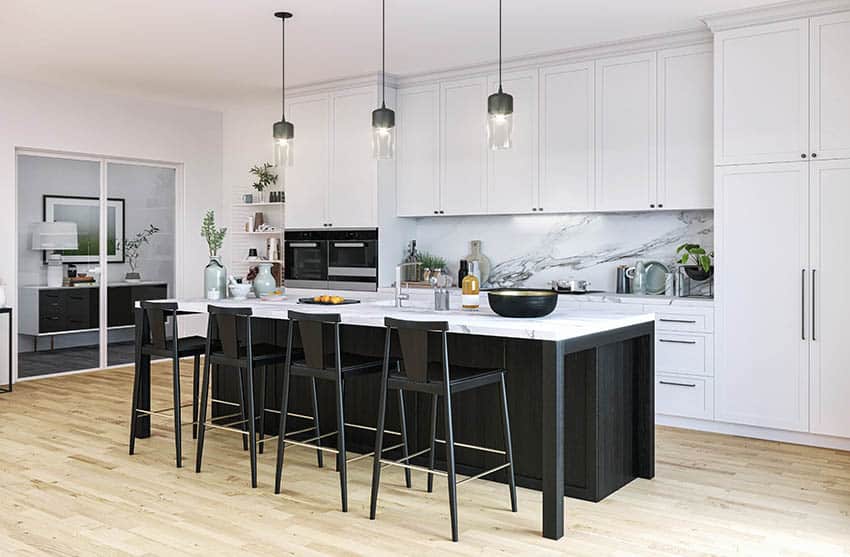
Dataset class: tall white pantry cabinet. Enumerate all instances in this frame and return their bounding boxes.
[714,12,850,439]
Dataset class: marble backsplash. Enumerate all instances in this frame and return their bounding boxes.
[413,210,713,292]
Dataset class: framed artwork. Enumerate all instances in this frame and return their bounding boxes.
[42,195,125,264]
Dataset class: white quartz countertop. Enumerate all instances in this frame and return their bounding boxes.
[163,288,655,342]
[23,281,168,290]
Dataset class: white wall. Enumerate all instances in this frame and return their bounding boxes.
[0,77,223,382]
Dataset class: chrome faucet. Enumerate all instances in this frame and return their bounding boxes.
[395,262,419,307]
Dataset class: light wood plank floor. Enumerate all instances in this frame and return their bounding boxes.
[1,361,849,556]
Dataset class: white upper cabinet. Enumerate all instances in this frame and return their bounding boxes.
[714,20,809,165]
[487,69,539,214]
[440,77,488,215]
[397,84,440,217]
[715,163,810,432]
[809,159,850,438]
[539,61,595,213]
[657,45,713,210]
[810,12,850,161]
[595,52,658,211]
[285,93,330,229]
[328,87,377,228]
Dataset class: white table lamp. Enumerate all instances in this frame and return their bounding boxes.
[32,222,79,287]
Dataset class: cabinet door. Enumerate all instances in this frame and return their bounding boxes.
[810,12,850,161]
[440,77,488,215]
[714,20,809,165]
[715,163,809,432]
[595,52,657,211]
[809,159,850,437]
[487,69,538,214]
[657,45,713,210]
[397,84,440,217]
[285,94,329,229]
[328,87,378,228]
[539,62,594,213]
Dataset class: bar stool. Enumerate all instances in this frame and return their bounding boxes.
[274,310,412,512]
[369,317,517,542]
[195,305,298,488]
[129,301,206,468]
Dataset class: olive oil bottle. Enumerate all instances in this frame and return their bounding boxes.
[462,261,481,310]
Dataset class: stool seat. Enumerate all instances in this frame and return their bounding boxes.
[141,335,208,359]
[290,353,385,380]
[207,342,288,368]
[389,365,505,394]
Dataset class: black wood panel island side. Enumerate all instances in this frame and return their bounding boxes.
[131,291,655,541]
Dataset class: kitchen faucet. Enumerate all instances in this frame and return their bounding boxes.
[394,262,419,307]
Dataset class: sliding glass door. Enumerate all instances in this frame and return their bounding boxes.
[16,151,177,378]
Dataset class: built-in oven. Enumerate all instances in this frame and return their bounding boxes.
[327,229,378,291]
[283,230,328,289]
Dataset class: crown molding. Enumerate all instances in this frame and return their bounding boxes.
[285,72,400,99]
[702,0,850,31]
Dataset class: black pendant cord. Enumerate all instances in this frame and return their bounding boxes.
[381,0,386,109]
[281,16,286,120]
[498,0,503,94]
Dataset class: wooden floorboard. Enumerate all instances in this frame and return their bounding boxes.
[0,361,849,556]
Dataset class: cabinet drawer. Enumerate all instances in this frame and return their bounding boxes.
[39,315,65,333]
[656,373,714,419]
[656,333,713,376]
[654,307,714,333]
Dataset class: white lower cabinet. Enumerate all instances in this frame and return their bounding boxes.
[656,374,715,420]
[656,333,713,377]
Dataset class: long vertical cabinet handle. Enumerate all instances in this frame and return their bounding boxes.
[801,269,806,340]
[812,269,816,341]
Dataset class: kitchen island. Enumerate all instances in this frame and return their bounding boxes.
[132,289,655,540]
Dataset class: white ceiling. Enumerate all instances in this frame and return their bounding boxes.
[0,0,777,110]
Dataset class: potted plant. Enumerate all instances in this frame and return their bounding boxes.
[249,162,278,203]
[676,243,714,281]
[201,210,228,299]
[123,224,160,282]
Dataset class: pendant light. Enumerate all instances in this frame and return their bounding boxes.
[487,0,513,150]
[273,11,294,167]
[371,0,395,159]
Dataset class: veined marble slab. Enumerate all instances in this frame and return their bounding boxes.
[162,288,655,343]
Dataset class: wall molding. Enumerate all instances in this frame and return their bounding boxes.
[702,0,850,31]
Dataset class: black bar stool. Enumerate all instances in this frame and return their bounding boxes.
[369,317,517,542]
[195,305,296,488]
[129,301,206,468]
[274,310,411,512]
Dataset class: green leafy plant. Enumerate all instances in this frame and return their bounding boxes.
[249,162,278,193]
[201,210,227,257]
[418,251,447,271]
[677,243,713,273]
[124,224,160,272]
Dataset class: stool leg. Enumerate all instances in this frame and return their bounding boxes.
[192,354,200,440]
[236,364,249,451]
[274,362,292,494]
[258,367,266,455]
[195,354,213,473]
[397,389,411,489]
[128,354,143,455]
[310,377,323,468]
[427,393,438,493]
[369,366,390,520]
[335,376,348,512]
[499,374,517,512]
[172,354,183,468]
[244,365,258,488]
[444,386,459,542]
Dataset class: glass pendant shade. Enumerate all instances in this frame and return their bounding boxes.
[487,90,514,150]
[273,119,294,167]
[371,106,395,159]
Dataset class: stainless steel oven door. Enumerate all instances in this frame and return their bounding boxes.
[284,234,328,283]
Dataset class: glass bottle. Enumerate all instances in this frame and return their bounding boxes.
[462,261,481,310]
[457,259,468,287]
[204,256,227,300]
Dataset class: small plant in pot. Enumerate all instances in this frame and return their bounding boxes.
[677,243,714,281]
[249,162,278,203]
[123,224,160,282]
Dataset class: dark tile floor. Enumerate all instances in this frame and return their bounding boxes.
[18,341,136,378]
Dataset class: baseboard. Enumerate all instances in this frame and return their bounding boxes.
[657,414,850,451]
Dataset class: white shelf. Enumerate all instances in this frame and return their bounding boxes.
[232,230,283,235]
[239,259,282,264]
[232,202,285,207]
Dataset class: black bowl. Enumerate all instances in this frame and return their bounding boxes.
[487,289,558,318]
[683,265,714,282]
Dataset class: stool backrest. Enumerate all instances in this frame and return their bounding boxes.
[140,301,179,351]
[208,305,253,359]
[287,310,341,370]
[383,317,449,383]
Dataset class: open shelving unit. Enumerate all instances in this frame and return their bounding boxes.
[228,190,285,285]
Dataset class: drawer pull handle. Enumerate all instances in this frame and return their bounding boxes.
[659,318,697,324]
[659,380,697,388]
[659,339,697,345]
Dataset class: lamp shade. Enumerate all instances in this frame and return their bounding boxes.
[32,221,79,250]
